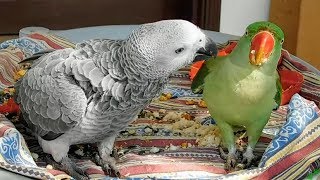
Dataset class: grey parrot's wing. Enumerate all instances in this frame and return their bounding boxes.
[15,49,88,140]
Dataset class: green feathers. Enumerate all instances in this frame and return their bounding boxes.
[190,21,285,168]
[274,75,282,108]
[246,21,284,43]
[191,21,284,97]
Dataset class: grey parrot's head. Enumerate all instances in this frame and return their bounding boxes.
[125,19,218,79]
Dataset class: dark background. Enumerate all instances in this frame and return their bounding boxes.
[0,0,221,34]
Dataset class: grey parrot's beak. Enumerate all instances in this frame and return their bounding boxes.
[194,37,218,62]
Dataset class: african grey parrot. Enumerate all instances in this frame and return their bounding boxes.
[14,20,217,179]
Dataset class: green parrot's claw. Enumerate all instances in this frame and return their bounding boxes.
[241,159,252,167]
[219,147,238,170]
[226,156,237,170]
[219,147,228,160]
[241,158,253,167]
[241,155,259,168]
[241,146,256,167]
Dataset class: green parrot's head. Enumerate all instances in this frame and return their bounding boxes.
[239,21,284,67]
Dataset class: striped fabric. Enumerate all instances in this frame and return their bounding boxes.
[0,48,22,89]
[0,33,74,89]
[0,35,318,180]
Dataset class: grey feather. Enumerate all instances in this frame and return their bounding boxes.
[14,20,212,164]
[71,64,87,81]
[82,61,96,78]
[47,107,61,120]
[88,68,104,87]
[40,105,48,119]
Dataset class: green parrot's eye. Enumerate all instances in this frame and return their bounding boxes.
[280,39,284,44]
[175,48,184,54]
[245,30,249,36]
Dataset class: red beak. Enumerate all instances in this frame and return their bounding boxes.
[249,31,275,66]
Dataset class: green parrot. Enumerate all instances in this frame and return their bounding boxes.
[191,21,284,169]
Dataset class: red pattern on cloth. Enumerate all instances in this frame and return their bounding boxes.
[0,33,318,179]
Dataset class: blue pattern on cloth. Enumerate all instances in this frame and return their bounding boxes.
[163,86,201,98]
[259,93,319,167]
[200,116,216,125]
[0,129,36,167]
[0,34,318,179]
[0,37,52,57]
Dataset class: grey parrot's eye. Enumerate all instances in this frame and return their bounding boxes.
[175,48,185,54]
[199,39,202,42]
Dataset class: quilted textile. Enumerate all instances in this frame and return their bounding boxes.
[0,33,318,179]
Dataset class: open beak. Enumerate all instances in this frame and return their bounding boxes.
[194,37,218,62]
[249,31,275,66]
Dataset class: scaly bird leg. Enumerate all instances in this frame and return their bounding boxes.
[219,146,237,170]
[241,145,255,167]
[40,137,89,179]
[216,120,238,170]
[94,134,120,177]
[242,118,269,167]
[61,156,89,180]
[45,155,89,180]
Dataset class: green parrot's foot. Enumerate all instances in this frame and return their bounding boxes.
[241,146,255,167]
[219,147,237,170]
[219,147,228,160]
[226,154,237,170]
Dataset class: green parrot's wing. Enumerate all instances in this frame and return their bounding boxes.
[191,57,224,94]
[191,62,210,94]
[274,73,282,109]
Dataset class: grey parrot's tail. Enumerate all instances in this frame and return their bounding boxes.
[19,49,56,65]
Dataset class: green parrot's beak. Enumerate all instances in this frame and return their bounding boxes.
[249,31,275,66]
[194,37,218,62]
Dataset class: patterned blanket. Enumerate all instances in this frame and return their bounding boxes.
[0,33,319,180]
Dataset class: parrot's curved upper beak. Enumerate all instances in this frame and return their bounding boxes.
[194,37,218,62]
[249,31,275,66]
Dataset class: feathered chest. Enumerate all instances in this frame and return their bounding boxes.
[232,70,275,103]
[205,62,276,105]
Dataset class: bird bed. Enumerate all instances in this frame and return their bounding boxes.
[0,26,319,179]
